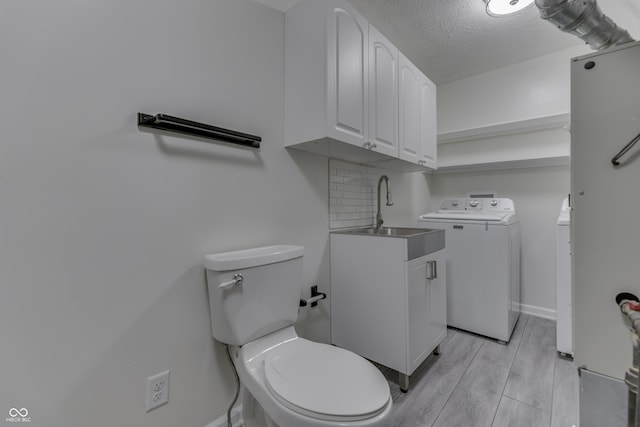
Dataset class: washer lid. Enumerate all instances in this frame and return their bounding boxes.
[264,341,390,421]
[420,212,509,221]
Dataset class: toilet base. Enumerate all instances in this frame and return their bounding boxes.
[239,382,393,427]
[242,388,278,427]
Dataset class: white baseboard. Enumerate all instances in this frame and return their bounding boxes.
[518,303,556,320]
[206,405,243,427]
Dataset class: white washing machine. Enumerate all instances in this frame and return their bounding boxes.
[418,198,521,342]
[556,197,572,357]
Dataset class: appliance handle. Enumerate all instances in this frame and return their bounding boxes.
[612,130,640,166]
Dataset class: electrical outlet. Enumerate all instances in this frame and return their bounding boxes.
[145,370,169,412]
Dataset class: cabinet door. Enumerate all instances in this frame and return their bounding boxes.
[327,1,369,147]
[398,53,421,164]
[419,75,437,169]
[407,255,429,374]
[428,251,447,349]
[368,25,398,157]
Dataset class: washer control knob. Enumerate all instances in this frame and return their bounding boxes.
[490,200,498,207]
[469,200,479,208]
[452,201,459,207]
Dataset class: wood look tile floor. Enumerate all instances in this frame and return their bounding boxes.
[378,315,579,427]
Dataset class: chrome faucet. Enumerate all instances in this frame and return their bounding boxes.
[376,175,393,229]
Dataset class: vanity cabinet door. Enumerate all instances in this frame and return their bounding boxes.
[428,251,447,350]
[407,255,430,373]
[407,250,447,373]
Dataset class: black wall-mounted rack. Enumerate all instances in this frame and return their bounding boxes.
[137,113,261,149]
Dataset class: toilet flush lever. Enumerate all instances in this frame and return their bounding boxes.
[219,273,243,290]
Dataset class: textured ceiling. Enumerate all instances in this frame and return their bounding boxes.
[253,0,640,85]
[348,0,640,84]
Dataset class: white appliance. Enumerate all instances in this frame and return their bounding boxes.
[418,198,520,342]
[556,197,573,357]
[572,42,640,389]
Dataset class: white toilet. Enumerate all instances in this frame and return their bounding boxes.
[204,245,394,427]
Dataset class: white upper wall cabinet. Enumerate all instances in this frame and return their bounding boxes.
[399,52,437,169]
[368,25,399,158]
[419,75,437,169]
[285,0,437,172]
[326,2,369,147]
[399,53,421,164]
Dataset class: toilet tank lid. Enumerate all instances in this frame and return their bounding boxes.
[203,245,304,271]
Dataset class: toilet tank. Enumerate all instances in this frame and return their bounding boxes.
[203,245,304,346]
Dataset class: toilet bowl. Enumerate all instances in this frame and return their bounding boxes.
[204,245,394,427]
[234,326,393,427]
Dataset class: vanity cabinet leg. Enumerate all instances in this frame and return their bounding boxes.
[399,373,410,393]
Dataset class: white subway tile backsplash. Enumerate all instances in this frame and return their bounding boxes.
[329,159,378,229]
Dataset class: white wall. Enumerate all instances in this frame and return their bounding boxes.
[0,1,330,426]
[437,45,589,133]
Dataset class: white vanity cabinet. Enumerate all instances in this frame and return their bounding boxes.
[330,230,446,392]
[284,0,436,171]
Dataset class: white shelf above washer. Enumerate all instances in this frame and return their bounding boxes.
[432,155,570,174]
[437,113,571,145]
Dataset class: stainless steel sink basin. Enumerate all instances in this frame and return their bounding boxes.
[331,227,445,259]
[345,227,431,236]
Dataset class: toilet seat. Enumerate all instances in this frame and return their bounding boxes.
[264,340,390,422]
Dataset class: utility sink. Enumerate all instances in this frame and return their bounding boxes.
[338,227,430,236]
[331,227,445,260]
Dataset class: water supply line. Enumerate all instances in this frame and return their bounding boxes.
[224,344,240,427]
[535,0,634,50]
[616,292,640,427]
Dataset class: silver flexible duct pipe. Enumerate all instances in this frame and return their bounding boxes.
[535,0,634,50]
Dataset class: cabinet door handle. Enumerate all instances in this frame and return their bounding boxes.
[364,141,377,150]
[426,260,438,280]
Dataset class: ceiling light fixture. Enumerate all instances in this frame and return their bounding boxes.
[485,0,535,16]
